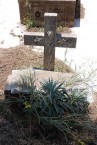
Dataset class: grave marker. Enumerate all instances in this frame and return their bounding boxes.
[24,13,77,71]
[18,0,76,27]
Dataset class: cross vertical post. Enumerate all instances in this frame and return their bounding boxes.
[44,13,57,71]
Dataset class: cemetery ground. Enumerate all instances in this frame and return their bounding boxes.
[0,45,97,144]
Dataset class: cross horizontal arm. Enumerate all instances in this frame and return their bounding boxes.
[24,32,76,48]
[56,33,77,48]
[24,32,44,46]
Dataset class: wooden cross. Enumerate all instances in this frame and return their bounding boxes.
[24,13,77,71]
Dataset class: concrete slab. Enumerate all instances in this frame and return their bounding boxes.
[4,68,74,98]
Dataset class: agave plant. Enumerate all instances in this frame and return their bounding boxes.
[39,78,69,117]
[63,88,88,114]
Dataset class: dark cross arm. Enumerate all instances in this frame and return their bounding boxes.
[24,32,77,48]
[24,32,44,46]
[56,33,77,48]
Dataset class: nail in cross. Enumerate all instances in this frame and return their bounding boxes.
[24,13,77,71]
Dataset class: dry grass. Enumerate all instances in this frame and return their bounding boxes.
[27,26,72,33]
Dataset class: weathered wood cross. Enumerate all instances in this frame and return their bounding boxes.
[24,13,77,71]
